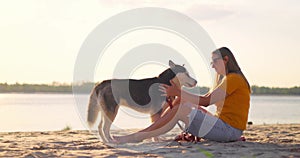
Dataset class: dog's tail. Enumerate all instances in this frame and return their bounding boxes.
[87,87,101,128]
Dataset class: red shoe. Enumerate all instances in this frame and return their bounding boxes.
[239,136,246,141]
[174,132,201,143]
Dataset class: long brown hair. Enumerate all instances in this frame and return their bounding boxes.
[212,47,251,91]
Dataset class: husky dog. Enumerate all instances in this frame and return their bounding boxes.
[87,60,197,142]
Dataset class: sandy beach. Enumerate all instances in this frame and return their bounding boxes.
[0,124,299,158]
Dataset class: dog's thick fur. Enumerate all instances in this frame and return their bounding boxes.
[87,60,197,142]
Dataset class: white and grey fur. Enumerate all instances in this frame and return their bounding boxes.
[87,60,197,142]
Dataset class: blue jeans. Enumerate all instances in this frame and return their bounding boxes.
[186,109,243,142]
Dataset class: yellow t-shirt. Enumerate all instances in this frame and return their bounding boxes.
[215,73,250,130]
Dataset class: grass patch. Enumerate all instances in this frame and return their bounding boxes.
[198,147,214,158]
[61,125,72,131]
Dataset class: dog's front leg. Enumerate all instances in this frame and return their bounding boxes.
[161,101,170,116]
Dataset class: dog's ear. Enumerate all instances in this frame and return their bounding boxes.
[169,60,176,68]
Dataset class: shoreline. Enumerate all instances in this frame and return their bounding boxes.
[1,124,299,157]
[1,92,300,96]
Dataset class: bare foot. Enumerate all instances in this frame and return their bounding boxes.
[112,135,140,144]
[111,135,123,144]
[108,138,118,144]
[152,136,167,142]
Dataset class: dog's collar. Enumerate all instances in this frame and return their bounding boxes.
[166,96,173,109]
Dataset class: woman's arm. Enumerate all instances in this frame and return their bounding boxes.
[160,81,227,107]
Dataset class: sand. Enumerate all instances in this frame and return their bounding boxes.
[0,124,299,158]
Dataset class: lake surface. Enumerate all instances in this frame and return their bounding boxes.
[0,94,299,132]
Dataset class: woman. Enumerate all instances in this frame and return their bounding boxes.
[113,47,251,143]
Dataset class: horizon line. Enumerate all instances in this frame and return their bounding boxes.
[0,81,299,89]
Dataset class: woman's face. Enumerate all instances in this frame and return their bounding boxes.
[211,53,226,75]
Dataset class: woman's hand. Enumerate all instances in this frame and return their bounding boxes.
[159,80,181,97]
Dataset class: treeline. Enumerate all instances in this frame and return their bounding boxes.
[0,82,94,94]
[0,83,71,93]
[251,85,300,95]
[0,82,300,95]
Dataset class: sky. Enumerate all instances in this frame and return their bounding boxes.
[0,0,300,87]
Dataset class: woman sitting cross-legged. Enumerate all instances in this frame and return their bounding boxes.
[113,47,251,143]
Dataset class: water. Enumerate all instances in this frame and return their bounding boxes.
[248,95,300,124]
[0,94,299,132]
